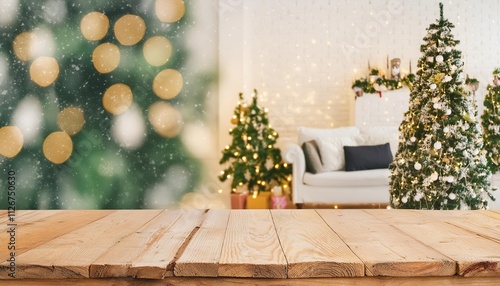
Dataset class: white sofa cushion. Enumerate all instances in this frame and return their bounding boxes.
[303,169,390,187]
[317,137,358,171]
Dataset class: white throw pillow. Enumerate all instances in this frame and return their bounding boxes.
[359,126,399,157]
[317,137,358,171]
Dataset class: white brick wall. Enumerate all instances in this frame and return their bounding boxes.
[220,0,500,143]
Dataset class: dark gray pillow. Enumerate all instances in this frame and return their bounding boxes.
[301,140,324,174]
[344,143,392,172]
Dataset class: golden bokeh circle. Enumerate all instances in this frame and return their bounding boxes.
[57,107,85,136]
[143,36,172,66]
[148,101,183,138]
[29,56,60,87]
[0,126,24,158]
[13,32,34,61]
[103,83,133,115]
[153,69,183,99]
[43,131,73,164]
[155,0,185,23]
[80,12,110,41]
[92,43,120,73]
[114,14,146,46]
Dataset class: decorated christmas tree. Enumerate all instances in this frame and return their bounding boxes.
[219,90,291,195]
[481,68,500,174]
[0,1,214,209]
[389,3,495,210]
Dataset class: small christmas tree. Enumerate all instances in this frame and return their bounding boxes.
[481,68,500,174]
[219,90,291,195]
[389,3,495,210]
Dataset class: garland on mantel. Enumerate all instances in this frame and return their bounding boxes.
[352,68,415,99]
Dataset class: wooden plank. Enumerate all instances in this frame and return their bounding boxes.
[174,209,230,277]
[0,210,61,226]
[0,210,39,223]
[218,210,287,278]
[90,209,206,279]
[0,210,161,279]
[429,211,500,243]
[0,210,111,262]
[0,210,65,261]
[271,209,364,278]
[0,276,500,286]
[317,209,456,276]
[482,210,500,220]
[367,210,500,277]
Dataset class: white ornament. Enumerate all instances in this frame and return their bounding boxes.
[434,141,442,150]
[473,149,480,155]
[445,109,452,115]
[414,162,422,170]
[445,47,452,52]
[436,55,444,63]
[401,197,408,203]
[442,75,452,82]
[443,127,450,133]
[430,172,439,181]
[448,193,456,200]
[433,103,441,109]
[430,83,437,90]
[410,136,416,142]
[427,56,434,62]
[414,192,422,201]
[446,176,455,183]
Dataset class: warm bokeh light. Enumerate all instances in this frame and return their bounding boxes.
[153,69,183,99]
[92,43,120,73]
[12,96,43,146]
[57,106,85,135]
[13,31,33,61]
[155,0,185,23]
[0,126,24,158]
[102,83,133,115]
[0,0,19,26]
[143,36,172,66]
[114,14,146,46]
[111,104,146,150]
[29,56,59,87]
[80,11,109,41]
[148,101,183,138]
[42,131,73,164]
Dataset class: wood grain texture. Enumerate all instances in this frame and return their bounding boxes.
[0,210,110,263]
[0,276,499,286]
[174,209,230,277]
[90,209,205,279]
[218,210,286,278]
[367,210,500,277]
[271,209,364,278]
[2,210,160,279]
[429,211,500,243]
[317,209,456,277]
[0,210,499,283]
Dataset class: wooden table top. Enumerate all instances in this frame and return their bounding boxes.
[0,209,499,285]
